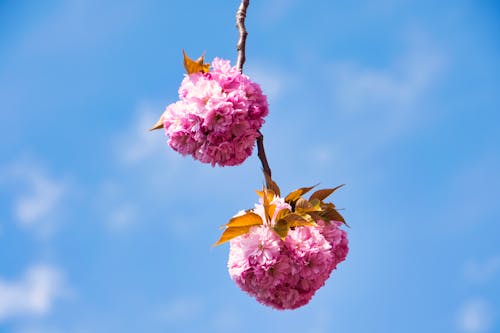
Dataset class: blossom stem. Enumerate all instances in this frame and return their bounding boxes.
[236,0,274,182]
[257,131,272,179]
[236,0,249,73]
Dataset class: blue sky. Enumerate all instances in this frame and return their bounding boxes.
[1,0,499,332]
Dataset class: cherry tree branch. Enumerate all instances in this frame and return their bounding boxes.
[236,0,249,73]
[235,0,273,181]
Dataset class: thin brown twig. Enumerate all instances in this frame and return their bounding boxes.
[235,0,273,182]
[236,0,249,73]
[257,131,272,179]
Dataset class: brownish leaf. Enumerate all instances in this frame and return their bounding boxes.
[213,226,255,246]
[307,211,324,223]
[149,116,164,131]
[256,189,276,202]
[262,188,273,224]
[183,50,210,74]
[322,208,346,224]
[284,185,317,204]
[264,171,281,197]
[283,213,315,227]
[309,184,345,202]
[295,197,312,210]
[273,219,289,239]
[275,208,291,221]
[267,204,277,222]
[226,212,263,228]
[295,198,322,214]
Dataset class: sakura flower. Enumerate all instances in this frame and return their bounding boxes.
[227,196,349,310]
[160,58,268,166]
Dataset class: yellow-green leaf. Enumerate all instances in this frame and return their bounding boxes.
[213,226,255,246]
[273,219,289,239]
[295,197,311,209]
[275,208,291,221]
[283,213,315,227]
[183,50,210,74]
[309,184,345,202]
[226,212,263,228]
[295,198,322,214]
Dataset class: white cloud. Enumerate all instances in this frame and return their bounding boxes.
[157,297,203,323]
[106,204,138,231]
[437,153,500,229]
[115,102,177,165]
[6,0,147,61]
[464,255,500,284]
[255,0,299,23]
[331,32,445,115]
[1,159,69,238]
[15,173,66,228]
[246,63,296,102]
[457,299,496,333]
[322,32,446,162]
[211,306,243,333]
[12,325,74,333]
[0,264,70,321]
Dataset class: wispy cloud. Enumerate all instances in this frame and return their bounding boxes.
[211,306,243,333]
[437,152,500,229]
[91,180,141,233]
[464,255,500,284]
[0,264,70,321]
[13,326,66,333]
[106,203,138,231]
[1,158,69,238]
[318,32,446,164]
[456,298,496,333]
[5,0,147,60]
[14,173,66,229]
[255,0,299,23]
[246,63,297,103]
[157,296,203,323]
[115,103,172,165]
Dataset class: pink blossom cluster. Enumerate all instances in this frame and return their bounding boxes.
[161,58,269,166]
[228,198,349,310]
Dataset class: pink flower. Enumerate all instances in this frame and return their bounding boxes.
[227,199,349,310]
[161,58,268,166]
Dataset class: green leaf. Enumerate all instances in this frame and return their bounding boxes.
[309,184,345,202]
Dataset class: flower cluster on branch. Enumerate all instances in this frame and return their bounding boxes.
[152,53,268,167]
[222,186,348,309]
[150,0,349,311]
